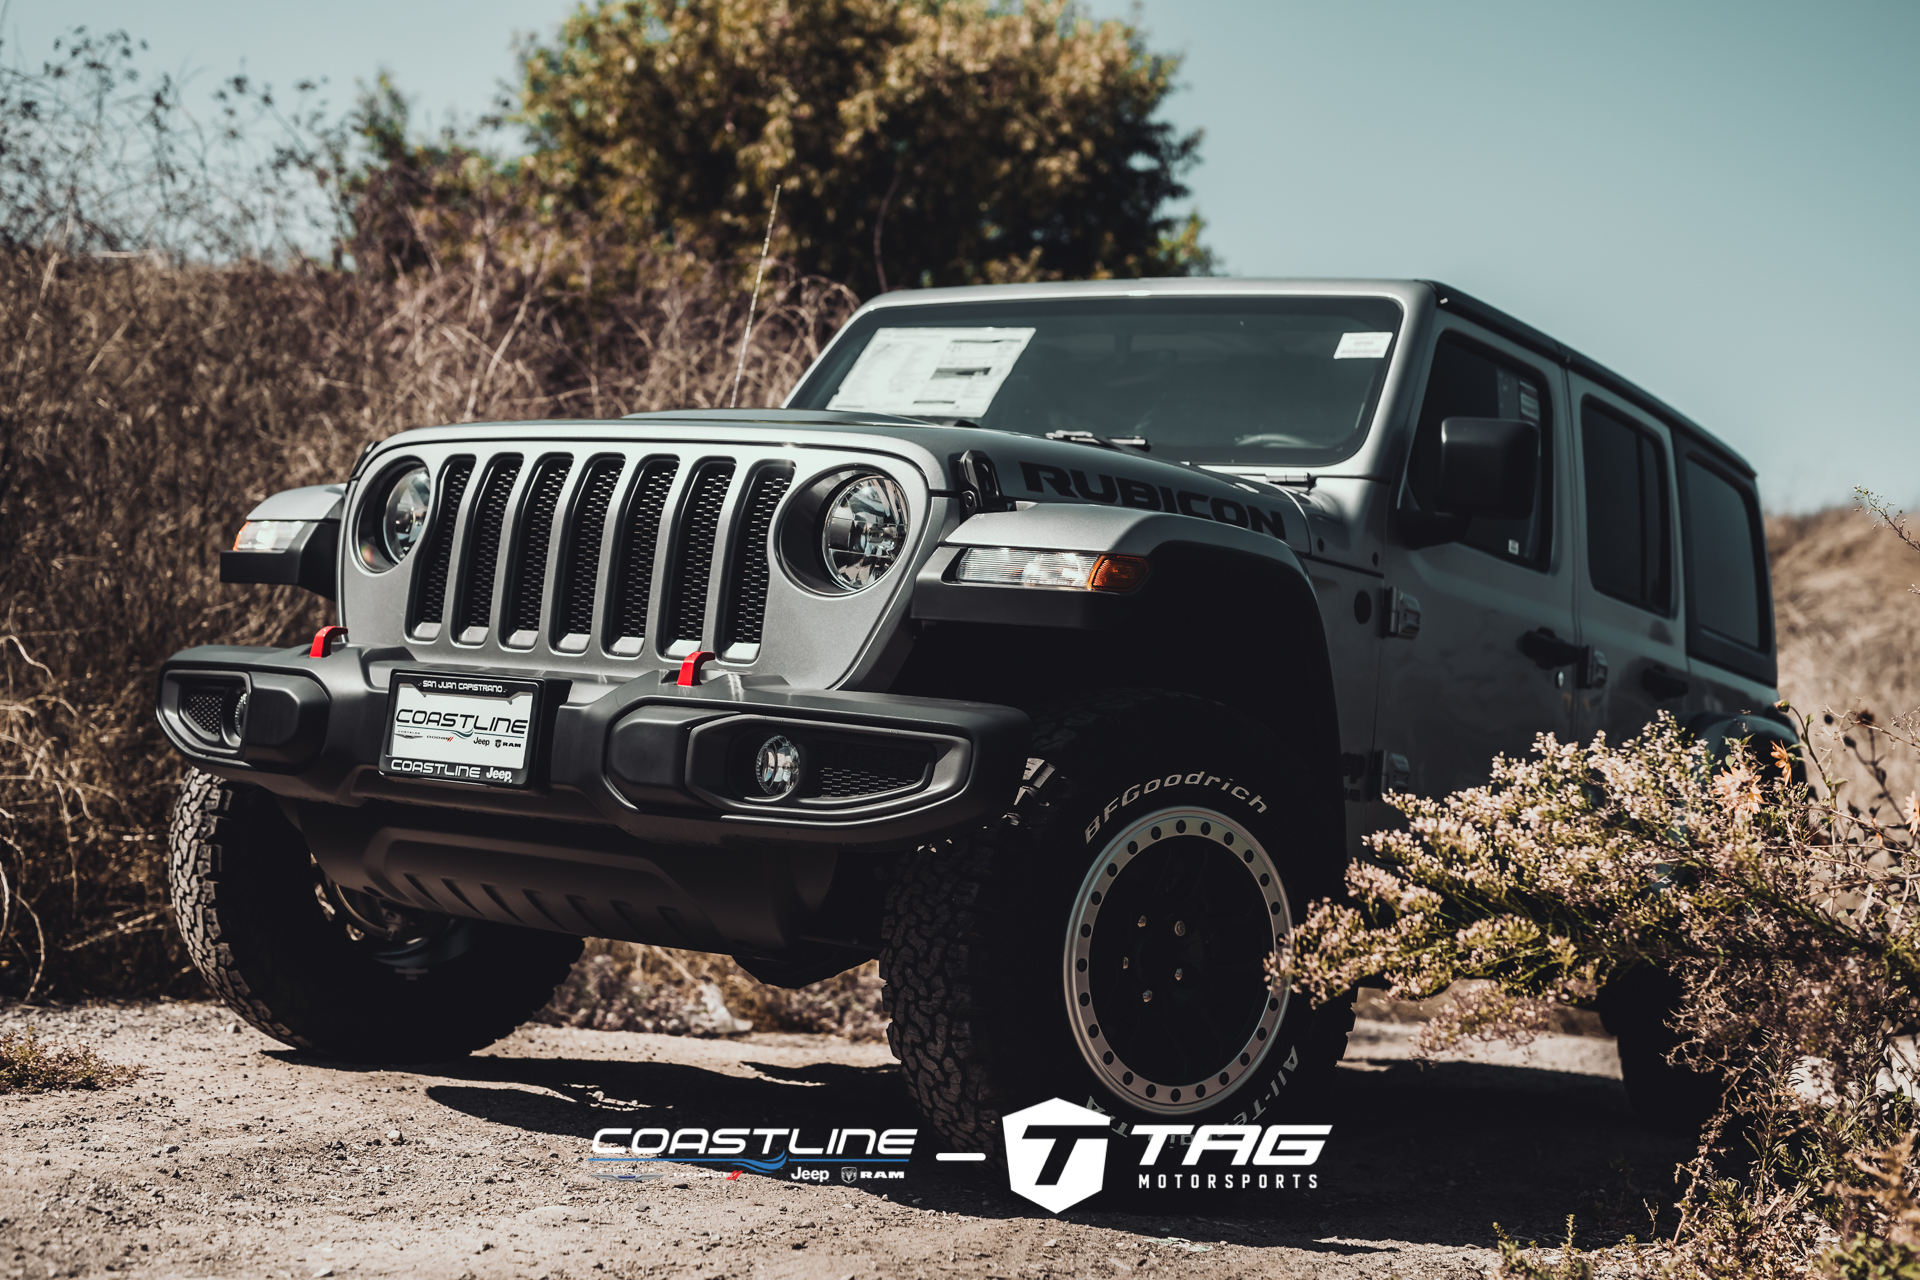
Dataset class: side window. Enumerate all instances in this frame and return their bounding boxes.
[1682,458,1768,652]
[1407,334,1552,567]
[1581,401,1671,613]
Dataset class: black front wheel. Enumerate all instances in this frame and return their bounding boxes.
[880,690,1353,1154]
[169,768,583,1062]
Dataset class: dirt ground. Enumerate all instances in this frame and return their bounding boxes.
[0,1003,1692,1279]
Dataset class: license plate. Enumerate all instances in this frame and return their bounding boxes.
[380,671,540,788]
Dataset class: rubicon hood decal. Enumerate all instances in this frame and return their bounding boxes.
[1017,460,1292,541]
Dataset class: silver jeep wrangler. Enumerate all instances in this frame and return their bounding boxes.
[158,279,1786,1148]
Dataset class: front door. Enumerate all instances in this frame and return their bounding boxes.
[1375,325,1578,798]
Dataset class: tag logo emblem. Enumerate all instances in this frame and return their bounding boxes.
[1003,1098,1110,1213]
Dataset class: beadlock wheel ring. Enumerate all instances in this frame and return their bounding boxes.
[1062,805,1292,1116]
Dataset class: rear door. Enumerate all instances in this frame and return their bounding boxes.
[1375,325,1578,796]
[1567,379,1692,745]
[1674,445,1779,715]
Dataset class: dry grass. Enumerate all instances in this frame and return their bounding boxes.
[1768,507,1920,809]
[538,940,888,1042]
[0,245,852,1001]
[0,1027,139,1093]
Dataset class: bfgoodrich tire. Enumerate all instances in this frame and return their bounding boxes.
[169,768,583,1062]
[880,690,1353,1156]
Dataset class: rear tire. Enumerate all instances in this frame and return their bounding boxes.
[168,768,582,1062]
[1600,967,1722,1131]
[879,690,1353,1155]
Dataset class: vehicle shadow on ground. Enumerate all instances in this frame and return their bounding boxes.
[264,1039,1696,1255]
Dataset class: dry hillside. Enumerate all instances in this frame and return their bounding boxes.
[1769,506,1920,807]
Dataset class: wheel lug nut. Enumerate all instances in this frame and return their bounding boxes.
[1142,989,1154,1003]
[1121,956,1130,970]
[1137,915,1148,928]
[1173,920,1187,937]
[1174,968,1184,982]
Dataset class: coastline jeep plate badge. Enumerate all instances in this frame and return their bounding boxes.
[380,671,539,787]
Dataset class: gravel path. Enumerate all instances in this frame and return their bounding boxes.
[0,1002,1692,1278]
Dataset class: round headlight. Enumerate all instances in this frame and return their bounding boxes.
[820,475,909,591]
[378,466,431,564]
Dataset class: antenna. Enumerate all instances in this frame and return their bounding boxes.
[730,182,783,410]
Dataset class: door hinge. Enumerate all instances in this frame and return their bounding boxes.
[1384,588,1421,640]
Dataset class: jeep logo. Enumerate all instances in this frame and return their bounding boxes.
[1019,462,1289,540]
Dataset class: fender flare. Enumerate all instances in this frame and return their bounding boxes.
[904,504,1344,868]
[1687,708,1801,781]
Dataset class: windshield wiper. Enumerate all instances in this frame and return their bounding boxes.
[1044,429,1150,453]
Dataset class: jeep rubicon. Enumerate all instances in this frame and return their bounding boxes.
[158,279,1788,1147]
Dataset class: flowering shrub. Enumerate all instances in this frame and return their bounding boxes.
[1279,702,1920,1276]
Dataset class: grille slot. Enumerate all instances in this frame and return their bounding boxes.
[809,741,931,799]
[720,465,792,657]
[553,456,624,649]
[407,455,474,636]
[504,455,573,645]
[605,459,680,656]
[454,455,523,641]
[660,462,735,653]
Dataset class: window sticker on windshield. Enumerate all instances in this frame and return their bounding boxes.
[826,327,1037,418]
[1333,331,1393,359]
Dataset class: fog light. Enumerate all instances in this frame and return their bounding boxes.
[754,735,803,799]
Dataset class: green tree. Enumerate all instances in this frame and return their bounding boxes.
[514,0,1212,292]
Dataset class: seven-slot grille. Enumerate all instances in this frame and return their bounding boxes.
[406,451,795,661]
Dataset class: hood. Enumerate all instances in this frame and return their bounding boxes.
[615,409,1316,552]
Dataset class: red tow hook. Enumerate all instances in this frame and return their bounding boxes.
[677,650,718,687]
[309,625,350,658]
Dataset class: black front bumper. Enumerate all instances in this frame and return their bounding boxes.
[157,644,1029,852]
[158,645,1028,959]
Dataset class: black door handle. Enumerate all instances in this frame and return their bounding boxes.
[1518,627,1584,670]
[1641,665,1690,700]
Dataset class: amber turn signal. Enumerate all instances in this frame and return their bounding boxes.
[1088,555,1149,592]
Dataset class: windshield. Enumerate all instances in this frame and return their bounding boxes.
[787,295,1403,467]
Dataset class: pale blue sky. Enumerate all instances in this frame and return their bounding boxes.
[13,1,1916,512]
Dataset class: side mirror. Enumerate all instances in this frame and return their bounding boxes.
[1432,417,1538,518]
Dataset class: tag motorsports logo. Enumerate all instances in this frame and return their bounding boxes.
[1001,1099,1331,1213]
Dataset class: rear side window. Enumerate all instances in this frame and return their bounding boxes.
[1682,457,1769,655]
[1581,401,1670,613]
[1407,335,1552,567]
